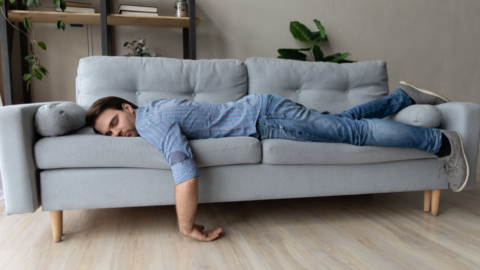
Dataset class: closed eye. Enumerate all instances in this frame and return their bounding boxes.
[105,116,118,136]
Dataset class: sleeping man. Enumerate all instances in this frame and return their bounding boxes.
[85,81,468,242]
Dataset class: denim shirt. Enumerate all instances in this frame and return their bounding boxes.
[135,94,263,185]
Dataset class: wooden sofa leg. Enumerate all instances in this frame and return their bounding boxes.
[431,190,441,216]
[50,211,63,242]
[424,190,432,212]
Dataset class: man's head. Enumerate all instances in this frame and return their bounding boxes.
[86,96,140,137]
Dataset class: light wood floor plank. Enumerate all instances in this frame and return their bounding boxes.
[1,152,480,269]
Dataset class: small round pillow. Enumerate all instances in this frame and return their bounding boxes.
[35,102,87,137]
[384,104,442,128]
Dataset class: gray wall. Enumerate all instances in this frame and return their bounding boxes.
[10,0,480,105]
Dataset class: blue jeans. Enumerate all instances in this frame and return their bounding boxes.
[255,88,442,153]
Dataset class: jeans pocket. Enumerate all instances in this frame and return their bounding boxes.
[271,103,303,119]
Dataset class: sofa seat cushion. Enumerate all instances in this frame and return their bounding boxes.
[261,139,437,165]
[34,127,261,170]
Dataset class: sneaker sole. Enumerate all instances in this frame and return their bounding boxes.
[453,131,470,192]
[399,81,451,103]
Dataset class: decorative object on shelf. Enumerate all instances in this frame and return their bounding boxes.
[121,11,158,16]
[123,38,161,57]
[0,0,68,90]
[56,6,94,13]
[65,1,90,8]
[117,4,157,13]
[174,0,188,17]
[277,19,354,63]
[118,4,157,15]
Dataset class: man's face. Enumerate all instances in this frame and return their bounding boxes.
[95,103,139,137]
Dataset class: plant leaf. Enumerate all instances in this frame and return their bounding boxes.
[37,41,46,50]
[123,41,128,47]
[278,49,308,61]
[278,47,311,52]
[39,65,49,75]
[26,0,33,7]
[331,52,351,63]
[60,0,66,11]
[0,2,3,7]
[338,59,356,63]
[57,20,66,31]
[323,53,341,61]
[23,17,32,31]
[23,73,32,82]
[54,0,60,7]
[312,45,324,61]
[25,55,36,64]
[313,19,326,41]
[290,21,312,42]
[33,0,39,7]
[33,69,43,80]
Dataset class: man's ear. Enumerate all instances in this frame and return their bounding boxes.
[122,103,132,112]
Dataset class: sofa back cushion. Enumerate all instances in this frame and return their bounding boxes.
[76,56,248,110]
[245,57,389,114]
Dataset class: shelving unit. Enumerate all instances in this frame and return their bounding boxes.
[0,0,201,105]
[7,10,202,28]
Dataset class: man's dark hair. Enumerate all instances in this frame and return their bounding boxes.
[85,96,138,134]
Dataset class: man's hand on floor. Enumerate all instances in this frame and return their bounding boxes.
[181,223,223,242]
[175,177,223,242]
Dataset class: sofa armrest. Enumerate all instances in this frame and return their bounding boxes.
[0,102,64,215]
[436,102,480,190]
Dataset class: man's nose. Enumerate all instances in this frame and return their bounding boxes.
[112,129,121,137]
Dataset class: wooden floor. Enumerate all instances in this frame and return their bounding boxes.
[1,158,480,270]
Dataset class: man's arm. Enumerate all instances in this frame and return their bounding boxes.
[137,120,222,241]
[175,176,222,241]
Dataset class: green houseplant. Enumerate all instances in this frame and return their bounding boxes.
[278,19,354,63]
[0,0,68,89]
[123,37,161,57]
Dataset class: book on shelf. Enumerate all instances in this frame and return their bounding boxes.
[56,7,95,13]
[118,5,157,14]
[121,11,159,16]
[65,2,92,8]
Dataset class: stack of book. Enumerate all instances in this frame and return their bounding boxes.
[56,1,95,13]
[118,5,158,16]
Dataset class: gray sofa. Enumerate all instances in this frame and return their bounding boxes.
[1,56,479,242]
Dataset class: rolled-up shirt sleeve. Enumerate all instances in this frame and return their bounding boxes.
[137,119,199,185]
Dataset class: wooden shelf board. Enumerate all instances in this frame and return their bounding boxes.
[8,10,99,25]
[7,10,202,28]
[108,14,201,28]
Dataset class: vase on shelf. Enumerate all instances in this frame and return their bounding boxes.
[174,0,188,17]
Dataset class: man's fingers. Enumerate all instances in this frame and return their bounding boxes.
[205,228,223,241]
[183,226,223,242]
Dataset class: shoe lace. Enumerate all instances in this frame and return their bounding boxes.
[437,159,450,178]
